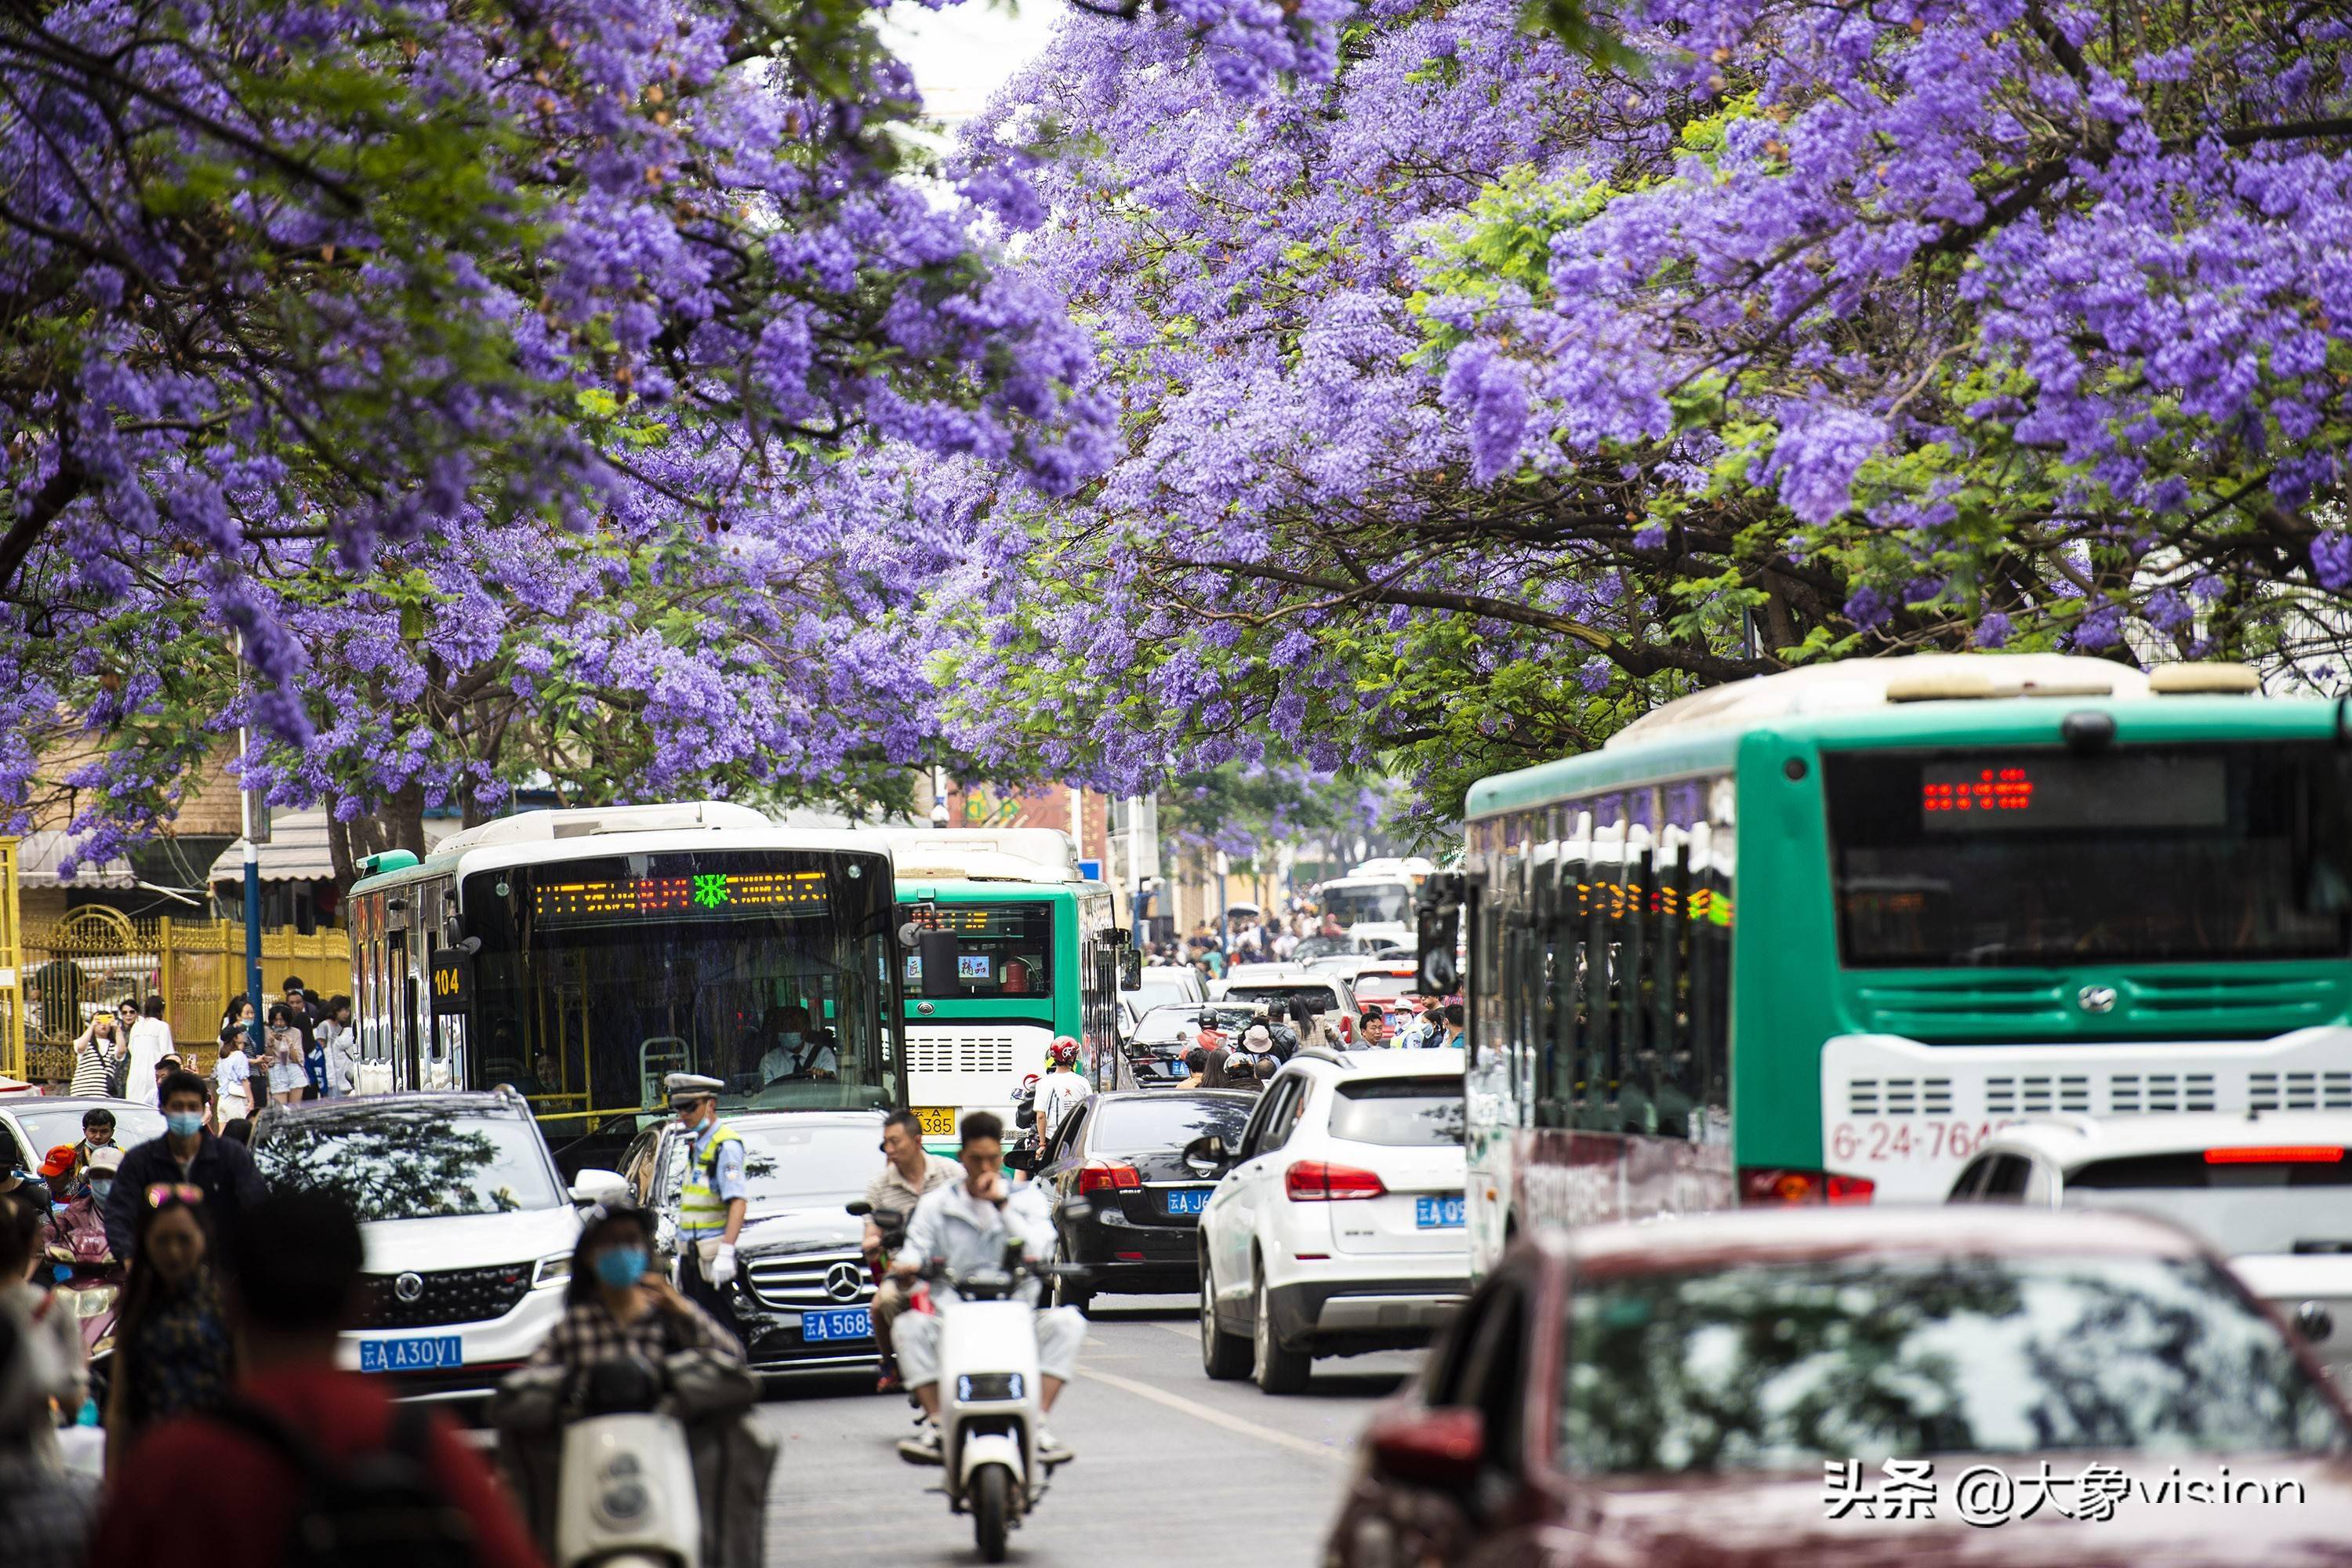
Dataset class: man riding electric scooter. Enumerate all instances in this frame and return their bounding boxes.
[890,1111,1083,1466]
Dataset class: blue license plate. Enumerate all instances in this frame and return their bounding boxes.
[1163,1187,1211,1216]
[803,1306,872,1342]
[1414,1196,1466,1229]
[359,1334,462,1373]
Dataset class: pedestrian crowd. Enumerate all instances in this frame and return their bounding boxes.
[0,986,563,1568]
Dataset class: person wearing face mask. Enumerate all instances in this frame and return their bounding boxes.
[666,1073,750,1335]
[71,1108,117,1183]
[102,1070,267,1263]
[528,1204,742,1370]
[747,1004,812,1085]
[45,1145,119,1267]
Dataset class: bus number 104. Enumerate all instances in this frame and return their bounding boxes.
[1830,1120,2019,1163]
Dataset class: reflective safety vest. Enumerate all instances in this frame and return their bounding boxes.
[678,1120,745,1237]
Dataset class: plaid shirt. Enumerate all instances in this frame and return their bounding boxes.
[0,1454,97,1568]
[526,1290,743,1368]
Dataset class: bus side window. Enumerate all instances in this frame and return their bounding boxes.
[1548,811,1591,1127]
[1574,809,1619,1131]
[1649,826,1692,1140]
[1613,818,1655,1137]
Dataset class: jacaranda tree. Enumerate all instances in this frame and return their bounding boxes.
[937,0,2352,816]
[2,0,1107,866]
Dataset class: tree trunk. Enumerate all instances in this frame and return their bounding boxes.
[387,782,429,859]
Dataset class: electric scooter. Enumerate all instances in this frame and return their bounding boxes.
[904,1241,1084,1563]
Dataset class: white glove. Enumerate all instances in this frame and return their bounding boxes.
[709,1243,738,1287]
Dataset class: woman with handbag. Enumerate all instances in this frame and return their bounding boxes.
[67,1014,120,1098]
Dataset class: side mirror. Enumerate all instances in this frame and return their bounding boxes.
[1120,950,1144,990]
[1181,1134,1232,1178]
[568,1167,630,1209]
[1417,873,1465,996]
[844,1200,873,1218]
[2299,1301,2336,1345]
[919,930,961,999]
[1369,1408,1485,1490]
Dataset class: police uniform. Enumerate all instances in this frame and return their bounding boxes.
[667,1073,750,1327]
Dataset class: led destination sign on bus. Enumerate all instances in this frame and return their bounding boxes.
[534,869,829,922]
[1917,755,2227,833]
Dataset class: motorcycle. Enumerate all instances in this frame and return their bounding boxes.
[902,1240,1083,1563]
[45,1233,125,1413]
[490,1349,773,1568]
[846,1200,909,1390]
[1007,1074,1042,1172]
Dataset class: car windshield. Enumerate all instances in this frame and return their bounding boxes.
[1131,1004,1262,1045]
[1824,744,2352,967]
[738,1120,879,1207]
[254,1106,564,1221]
[13,1104,165,1162]
[1132,970,1200,1001]
[1560,1254,2347,1475]
[2061,1151,2352,1256]
[1090,1094,1255,1155]
[1350,974,1416,1004]
[1222,985,1340,1019]
[1290,935,1363,962]
[1329,1078,1463,1145]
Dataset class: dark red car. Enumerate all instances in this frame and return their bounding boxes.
[1328,1207,2352,1567]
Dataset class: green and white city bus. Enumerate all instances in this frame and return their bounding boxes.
[1428,653,2352,1278]
[347,802,907,1171]
[886,830,1127,1151]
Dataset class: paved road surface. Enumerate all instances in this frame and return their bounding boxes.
[757,1293,1421,1566]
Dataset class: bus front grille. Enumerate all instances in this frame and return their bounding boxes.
[906,1029,1020,1076]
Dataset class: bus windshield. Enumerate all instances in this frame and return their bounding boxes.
[898,901,1054,998]
[463,850,902,1117]
[1316,882,1413,927]
[1824,744,2352,967]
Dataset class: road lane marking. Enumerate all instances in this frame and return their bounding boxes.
[1074,1366,1346,1465]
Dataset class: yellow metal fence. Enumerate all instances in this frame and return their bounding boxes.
[13,906,350,1085]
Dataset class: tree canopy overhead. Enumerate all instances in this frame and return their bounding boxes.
[936,0,2352,815]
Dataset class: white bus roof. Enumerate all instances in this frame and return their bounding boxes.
[354,801,892,889]
[1604,653,2174,749]
[881,828,1080,884]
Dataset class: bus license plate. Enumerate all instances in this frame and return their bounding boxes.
[1163,1187,1211,1215]
[360,1334,462,1373]
[803,1307,872,1342]
[914,1106,958,1138]
[1415,1196,1466,1229]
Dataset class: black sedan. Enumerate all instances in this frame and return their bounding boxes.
[618,1109,888,1374]
[1034,1090,1255,1313]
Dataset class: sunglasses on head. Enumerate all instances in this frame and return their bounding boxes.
[145,1182,204,1209]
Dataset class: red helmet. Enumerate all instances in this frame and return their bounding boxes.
[1048,1036,1081,1067]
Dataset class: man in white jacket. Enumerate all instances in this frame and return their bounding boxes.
[1035,1036,1093,1145]
[123,997,175,1109]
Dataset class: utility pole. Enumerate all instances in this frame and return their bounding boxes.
[235,633,264,1051]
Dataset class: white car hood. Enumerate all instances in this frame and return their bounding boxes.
[360,1203,583,1275]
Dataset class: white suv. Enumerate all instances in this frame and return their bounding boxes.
[1192,1048,1467,1392]
[252,1091,611,1401]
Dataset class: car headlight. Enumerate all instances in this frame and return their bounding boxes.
[71,1285,118,1319]
[532,1253,571,1290]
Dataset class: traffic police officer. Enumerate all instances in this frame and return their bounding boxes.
[667,1072,749,1328]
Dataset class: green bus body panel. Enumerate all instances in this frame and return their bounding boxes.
[895,878,1109,1036]
[1468,693,2352,1174]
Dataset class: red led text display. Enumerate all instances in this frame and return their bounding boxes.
[1921,766,2034,818]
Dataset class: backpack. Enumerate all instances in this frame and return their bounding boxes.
[212,1398,479,1568]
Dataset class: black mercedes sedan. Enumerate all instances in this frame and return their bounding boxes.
[1034,1090,1256,1313]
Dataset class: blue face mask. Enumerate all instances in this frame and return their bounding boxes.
[87,1178,113,1204]
[593,1246,649,1289]
[165,1111,205,1139]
